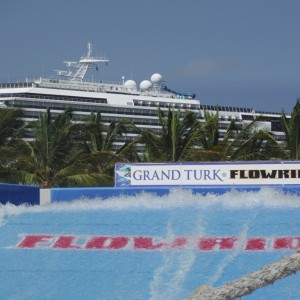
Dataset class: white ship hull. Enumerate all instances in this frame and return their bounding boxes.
[0,44,287,150]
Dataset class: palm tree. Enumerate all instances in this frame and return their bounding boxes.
[138,107,203,162]
[188,109,287,161]
[0,107,26,182]
[281,100,300,159]
[186,109,229,161]
[229,128,288,161]
[80,111,140,179]
[222,113,287,161]
[13,108,113,188]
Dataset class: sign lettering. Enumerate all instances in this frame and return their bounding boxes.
[16,235,300,251]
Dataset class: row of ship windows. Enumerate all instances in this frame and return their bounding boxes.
[13,101,245,121]
[133,101,279,117]
[103,129,285,143]
[2,94,201,112]
[7,96,279,124]
[8,100,201,118]
[1,93,201,111]
[20,113,285,143]
[133,99,200,110]
[24,127,285,145]
[7,101,283,136]
[200,104,281,116]
[0,82,34,89]
[22,110,170,126]
[21,109,246,132]
[0,93,108,104]
[4,94,279,120]
[3,93,201,111]
[200,104,253,113]
[0,92,282,116]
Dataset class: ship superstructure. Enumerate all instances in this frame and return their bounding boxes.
[0,43,287,151]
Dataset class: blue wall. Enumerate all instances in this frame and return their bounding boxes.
[2,182,300,206]
[51,185,300,202]
[0,183,39,205]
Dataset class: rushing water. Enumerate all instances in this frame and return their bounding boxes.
[0,187,300,300]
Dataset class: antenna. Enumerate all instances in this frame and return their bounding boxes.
[56,42,109,81]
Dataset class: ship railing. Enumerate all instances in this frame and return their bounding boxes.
[38,77,123,87]
[36,77,135,94]
[140,90,192,99]
[0,82,35,89]
[200,104,283,116]
[36,78,181,98]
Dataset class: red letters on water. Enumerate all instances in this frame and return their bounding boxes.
[15,235,300,251]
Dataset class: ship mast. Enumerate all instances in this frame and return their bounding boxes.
[56,42,109,81]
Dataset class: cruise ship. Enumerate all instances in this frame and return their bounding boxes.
[0,43,287,151]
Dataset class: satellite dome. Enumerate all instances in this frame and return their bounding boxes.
[140,80,152,91]
[124,80,137,90]
[151,73,162,84]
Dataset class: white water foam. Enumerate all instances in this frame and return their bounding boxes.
[150,219,202,300]
[0,187,300,227]
[208,223,250,285]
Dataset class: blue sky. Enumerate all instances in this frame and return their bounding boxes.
[1,0,300,113]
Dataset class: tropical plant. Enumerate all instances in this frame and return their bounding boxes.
[138,107,203,162]
[228,128,288,161]
[281,100,300,159]
[13,108,114,188]
[80,111,140,177]
[186,109,229,161]
[0,107,26,182]
[187,109,287,161]
[222,114,286,161]
[3,100,296,187]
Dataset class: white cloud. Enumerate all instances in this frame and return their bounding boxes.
[176,59,239,78]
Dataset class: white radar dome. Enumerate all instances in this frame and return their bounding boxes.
[151,73,162,84]
[140,80,152,91]
[124,80,137,89]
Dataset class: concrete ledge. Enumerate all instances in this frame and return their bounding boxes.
[40,189,51,205]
